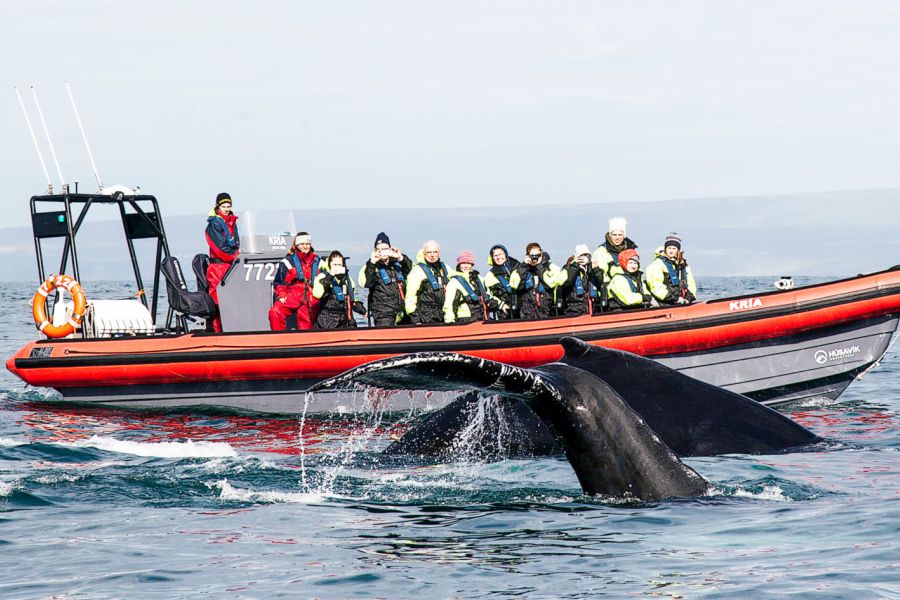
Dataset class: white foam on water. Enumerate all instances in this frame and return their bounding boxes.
[200,456,279,474]
[0,480,16,497]
[33,473,80,485]
[67,436,238,458]
[213,479,355,504]
[731,484,793,502]
[0,437,24,447]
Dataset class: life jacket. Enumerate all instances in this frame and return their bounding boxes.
[282,252,320,283]
[522,272,546,294]
[452,273,488,320]
[603,237,637,269]
[490,264,513,294]
[661,257,685,289]
[573,272,599,298]
[418,261,448,292]
[329,273,353,303]
[206,213,240,263]
[378,262,406,286]
[622,273,641,293]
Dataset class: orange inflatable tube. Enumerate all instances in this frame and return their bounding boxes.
[32,275,86,338]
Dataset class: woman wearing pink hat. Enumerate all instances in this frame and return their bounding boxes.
[443,250,494,323]
[607,248,652,310]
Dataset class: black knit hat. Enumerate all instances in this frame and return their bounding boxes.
[215,192,232,208]
[374,231,391,247]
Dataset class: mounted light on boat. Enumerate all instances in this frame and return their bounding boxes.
[775,276,794,290]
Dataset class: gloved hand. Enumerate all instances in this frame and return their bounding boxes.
[284,268,298,285]
[500,303,510,315]
[487,298,499,311]
[684,291,696,303]
[642,294,652,305]
[352,300,367,315]
[676,296,689,305]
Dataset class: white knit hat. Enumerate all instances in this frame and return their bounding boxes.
[574,244,591,257]
[608,217,627,234]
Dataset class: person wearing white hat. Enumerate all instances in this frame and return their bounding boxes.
[557,244,606,316]
[268,231,321,330]
[591,217,639,283]
[645,233,698,306]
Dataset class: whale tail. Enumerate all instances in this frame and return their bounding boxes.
[309,337,819,500]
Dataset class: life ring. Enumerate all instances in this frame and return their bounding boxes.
[32,274,86,338]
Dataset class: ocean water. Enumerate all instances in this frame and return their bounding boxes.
[1,278,898,599]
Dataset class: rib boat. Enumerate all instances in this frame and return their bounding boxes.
[6,192,900,414]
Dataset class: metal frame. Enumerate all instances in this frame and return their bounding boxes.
[29,191,172,326]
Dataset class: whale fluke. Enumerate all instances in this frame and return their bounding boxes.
[310,339,821,500]
[556,337,821,456]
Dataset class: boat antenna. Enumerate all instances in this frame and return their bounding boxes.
[65,81,104,191]
[30,86,67,192]
[14,86,53,194]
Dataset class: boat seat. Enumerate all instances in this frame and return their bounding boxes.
[160,257,218,322]
[192,254,210,293]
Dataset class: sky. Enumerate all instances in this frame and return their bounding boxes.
[3,1,900,228]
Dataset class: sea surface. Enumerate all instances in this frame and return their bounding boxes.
[1,278,898,599]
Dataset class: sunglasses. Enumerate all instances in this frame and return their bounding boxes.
[529,254,541,259]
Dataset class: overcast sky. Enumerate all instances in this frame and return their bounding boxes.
[3,1,900,228]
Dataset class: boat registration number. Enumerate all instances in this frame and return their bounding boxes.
[242,263,277,281]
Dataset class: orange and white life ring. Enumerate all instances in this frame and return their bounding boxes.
[32,274,86,338]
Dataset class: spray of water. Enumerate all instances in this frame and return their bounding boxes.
[447,394,514,463]
[297,385,424,497]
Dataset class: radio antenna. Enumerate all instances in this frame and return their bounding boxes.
[14,87,53,194]
[65,81,103,191]
[30,86,67,192]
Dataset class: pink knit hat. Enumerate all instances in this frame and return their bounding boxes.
[456,250,475,266]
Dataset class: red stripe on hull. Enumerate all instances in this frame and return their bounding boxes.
[7,269,900,390]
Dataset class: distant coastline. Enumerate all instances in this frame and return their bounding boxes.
[2,188,897,281]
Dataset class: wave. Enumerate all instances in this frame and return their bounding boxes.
[66,435,238,458]
[731,484,794,501]
[213,479,354,504]
[0,479,15,497]
[0,437,24,447]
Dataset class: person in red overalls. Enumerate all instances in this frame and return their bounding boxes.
[268,232,321,331]
[205,192,240,332]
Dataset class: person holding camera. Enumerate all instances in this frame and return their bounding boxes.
[558,244,606,316]
[607,249,653,310]
[508,242,560,320]
[358,232,413,327]
[313,251,367,329]
[645,233,697,306]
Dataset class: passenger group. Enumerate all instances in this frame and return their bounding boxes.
[203,193,698,331]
